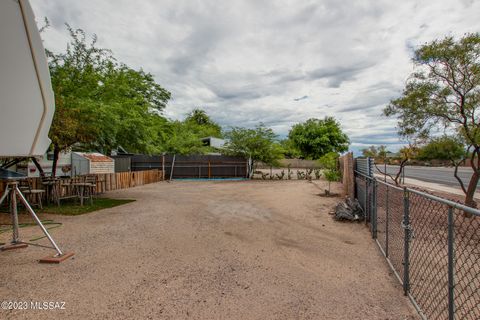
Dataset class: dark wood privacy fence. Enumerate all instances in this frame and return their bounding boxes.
[130,154,248,179]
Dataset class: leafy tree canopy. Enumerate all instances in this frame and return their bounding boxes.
[183,108,222,138]
[223,124,284,167]
[384,33,480,206]
[46,24,171,174]
[288,117,349,160]
[361,145,388,159]
[162,121,206,155]
[279,139,301,159]
[384,33,480,144]
[416,136,466,161]
[318,151,339,170]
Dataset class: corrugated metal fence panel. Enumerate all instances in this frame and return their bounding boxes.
[354,157,374,219]
[355,157,374,177]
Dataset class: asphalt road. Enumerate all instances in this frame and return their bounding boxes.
[375,164,479,189]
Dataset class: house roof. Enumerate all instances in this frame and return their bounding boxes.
[75,152,113,162]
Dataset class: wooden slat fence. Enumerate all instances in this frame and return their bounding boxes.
[0,170,163,196]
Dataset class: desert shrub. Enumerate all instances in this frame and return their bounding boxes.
[275,170,285,180]
[296,170,305,180]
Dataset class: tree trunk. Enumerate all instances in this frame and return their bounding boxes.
[394,159,408,186]
[464,170,479,211]
[31,157,45,178]
[51,145,60,178]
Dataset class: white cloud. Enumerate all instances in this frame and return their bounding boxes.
[30,0,480,152]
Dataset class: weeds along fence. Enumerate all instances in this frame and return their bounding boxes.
[0,170,163,195]
[355,171,479,320]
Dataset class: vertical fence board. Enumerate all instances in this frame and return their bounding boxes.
[0,170,163,197]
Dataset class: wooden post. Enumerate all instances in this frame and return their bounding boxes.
[208,160,211,179]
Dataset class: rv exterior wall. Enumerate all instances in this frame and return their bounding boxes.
[0,0,55,157]
[26,151,72,177]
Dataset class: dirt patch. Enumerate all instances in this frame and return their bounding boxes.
[0,180,418,319]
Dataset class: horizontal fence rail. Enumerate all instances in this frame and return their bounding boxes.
[0,170,163,196]
[354,170,480,320]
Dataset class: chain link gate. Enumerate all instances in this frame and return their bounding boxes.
[354,165,480,320]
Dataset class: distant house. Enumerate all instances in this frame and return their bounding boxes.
[201,137,226,149]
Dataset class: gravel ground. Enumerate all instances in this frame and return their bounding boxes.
[0,180,418,319]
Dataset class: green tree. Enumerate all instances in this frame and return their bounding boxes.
[46,25,171,175]
[279,139,301,159]
[223,124,284,170]
[162,121,206,155]
[288,117,349,159]
[47,26,111,175]
[384,33,480,207]
[184,108,222,138]
[417,136,466,161]
[95,64,170,154]
[361,145,378,158]
[361,145,388,160]
[318,152,340,195]
[376,144,418,186]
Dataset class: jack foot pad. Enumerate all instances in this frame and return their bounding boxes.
[1,243,28,251]
[39,252,75,264]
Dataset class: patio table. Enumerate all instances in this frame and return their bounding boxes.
[71,182,94,206]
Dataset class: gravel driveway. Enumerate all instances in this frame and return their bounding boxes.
[0,180,417,319]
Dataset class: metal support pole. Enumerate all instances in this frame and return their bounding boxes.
[447,207,455,320]
[403,187,410,296]
[0,185,10,206]
[372,180,377,239]
[365,179,369,224]
[169,154,176,181]
[15,185,63,256]
[384,162,387,182]
[11,186,19,243]
[385,186,389,257]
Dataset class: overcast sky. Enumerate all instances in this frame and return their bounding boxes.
[31,0,480,154]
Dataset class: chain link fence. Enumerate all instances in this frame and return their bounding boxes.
[355,171,480,320]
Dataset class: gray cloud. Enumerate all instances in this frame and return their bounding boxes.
[307,61,377,88]
[294,95,309,101]
[30,0,480,152]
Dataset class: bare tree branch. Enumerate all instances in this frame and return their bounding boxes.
[374,162,397,183]
[453,159,468,194]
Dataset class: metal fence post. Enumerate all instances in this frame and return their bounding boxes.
[372,180,377,239]
[367,157,374,177]
[385,186,389,257]
[365,178,369,224]
[403,187,410,296]
[447,206,455,320]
